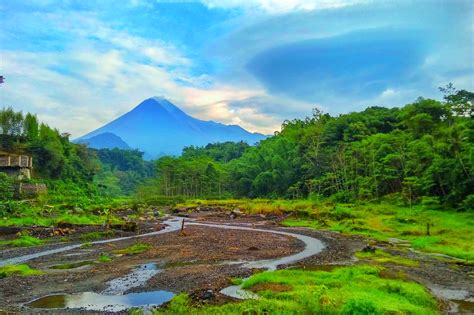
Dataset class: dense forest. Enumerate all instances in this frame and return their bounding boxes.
[151,87,473,209]
[0,109,152,200]
[1,86,472,210]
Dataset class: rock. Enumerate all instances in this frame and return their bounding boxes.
[361,245,376,253]
[111,221,138,232]
[0,226,21,236]
[230,208,243,219]
[247,246,259,251]
[202,289,215,300]
[173,207,187,213]
[233,208,243,214]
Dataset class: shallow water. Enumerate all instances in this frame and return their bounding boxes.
[26,291,175,312]
[102,263,161,295]
[26,263,173,311]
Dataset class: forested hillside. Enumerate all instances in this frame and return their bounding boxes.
[152,87,473,209]
[0,107,97,182]
[0,108,153,204]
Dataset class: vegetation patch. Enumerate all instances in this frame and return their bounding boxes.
[0,264,44,278]
[80,230,115,242]
[98,254,112,263]
[355,250,419,267]
[0,235,44,247]
[280,202,474,261]
[112,243,151,255]
[154,265,439,314]
[230,277,243,285]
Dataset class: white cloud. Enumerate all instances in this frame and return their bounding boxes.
[201,0,368,14]
[0,23,281,137]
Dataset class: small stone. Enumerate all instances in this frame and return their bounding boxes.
[361,245,376,253]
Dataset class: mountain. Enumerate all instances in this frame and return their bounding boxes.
[76,132,130,150]
[76,97,267,158]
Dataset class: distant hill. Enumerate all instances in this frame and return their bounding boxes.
[76,132,130,150]
[75,97,266,158]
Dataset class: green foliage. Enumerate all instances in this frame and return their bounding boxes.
[355,250,419,267]
[112,243,151,255]
[0,264,44,278]
[0,173,15,201]
[98,254,112,263]
[94,148,155,196]
[80,230,114,242]
[144,88,473,208]
[230,277,243,285]
[182,141,250,162]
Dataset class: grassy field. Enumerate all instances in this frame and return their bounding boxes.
[152,265,439,315]
[0,197,132,227]
[178,199,474,261]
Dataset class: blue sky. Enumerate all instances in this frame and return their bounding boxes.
[0,0,472,136]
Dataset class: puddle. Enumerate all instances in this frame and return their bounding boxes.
[103,263,161,295]
[27,263,173,311]
[26,291,175,312]
[428,285,474,313]
[49,260,95,269]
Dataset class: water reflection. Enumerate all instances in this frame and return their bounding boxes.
[27,291,175,312]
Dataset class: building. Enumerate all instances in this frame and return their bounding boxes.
[0,151,33,179]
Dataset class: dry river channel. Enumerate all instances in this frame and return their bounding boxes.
[0,212,472,313]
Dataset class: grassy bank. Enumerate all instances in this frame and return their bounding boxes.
[176,199,474,261]
[0,264,44,278]
[153,265,439,314]
[0,197,133,227]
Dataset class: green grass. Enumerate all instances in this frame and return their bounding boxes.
[98,254,112,263]
[81,241,92,248]
[0,235,44,247]
[355,250,419,267]
[280,203,474,261]
[154,265,439,314]
[0,197,129,227]
[0,264,44,278]
[112,243,151,255]
[80,230,115,242]
[230,277,243,285]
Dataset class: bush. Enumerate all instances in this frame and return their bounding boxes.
[341,299,382,315]
[0,173,15,201]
